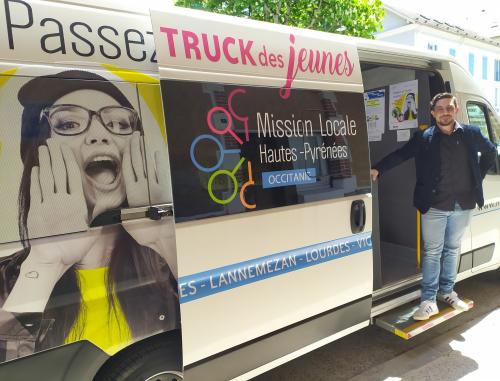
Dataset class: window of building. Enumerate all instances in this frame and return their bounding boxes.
[495,59,500,81]
[427,43,437,51]
[449,48,456,57]
[469,53,475,75]
[483,56,488,80]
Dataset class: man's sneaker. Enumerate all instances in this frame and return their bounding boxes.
[413,300,439,320]
[438,291,469,311]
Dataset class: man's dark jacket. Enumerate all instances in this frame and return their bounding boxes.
[373,124,497,213]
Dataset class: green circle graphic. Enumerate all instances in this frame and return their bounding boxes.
[208,170,238,205]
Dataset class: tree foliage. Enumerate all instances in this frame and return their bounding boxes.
[174,0,385,38]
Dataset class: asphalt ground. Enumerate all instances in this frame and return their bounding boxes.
[252,268,500,381]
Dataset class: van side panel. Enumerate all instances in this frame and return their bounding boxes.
[151,8,374,372]
[0,0,157,72]
[0,64,182,374]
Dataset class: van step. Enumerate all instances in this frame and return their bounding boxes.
[374,299,474,339]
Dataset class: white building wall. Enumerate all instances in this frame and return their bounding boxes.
[413,28,500,111]
[378,30,415,46]
[382,11,408,31]
[378,18,500,112]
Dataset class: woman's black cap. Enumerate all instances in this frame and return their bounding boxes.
[18,70,132,108]
[18,70,134,163]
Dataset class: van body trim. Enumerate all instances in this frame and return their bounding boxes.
[184,295,371,381]
[179,231,373,303]
[372,274,422,300]
[359,52,433,69]
[158,67,365,93]
[231,320,369,381]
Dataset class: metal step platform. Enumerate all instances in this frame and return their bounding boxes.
[374,299,474,339]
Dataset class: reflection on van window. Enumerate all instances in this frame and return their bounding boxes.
[161,81,371,222]
[487,108,500,145]
[466,103,489,139]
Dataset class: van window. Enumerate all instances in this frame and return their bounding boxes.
[465,102,500,174]
[487,107,500,144]
[466,103,490,139]
[161,80,371,222]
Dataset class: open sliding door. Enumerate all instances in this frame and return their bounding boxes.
[150,7,373,380]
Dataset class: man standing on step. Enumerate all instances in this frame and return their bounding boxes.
[371,92,496,320]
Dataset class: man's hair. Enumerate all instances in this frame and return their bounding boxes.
[430,92,458,110]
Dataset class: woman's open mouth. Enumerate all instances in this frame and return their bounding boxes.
[84,155,121,190]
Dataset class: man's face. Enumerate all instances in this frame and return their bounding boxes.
[431,97,459,128]
[50,89,133,216]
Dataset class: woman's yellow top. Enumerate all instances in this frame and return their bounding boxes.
[65,267,132,355]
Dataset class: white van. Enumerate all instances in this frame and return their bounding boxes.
[0,1,499,381]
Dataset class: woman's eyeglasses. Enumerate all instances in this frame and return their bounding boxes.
[40,104,140,136]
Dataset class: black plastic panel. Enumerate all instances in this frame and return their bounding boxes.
[459,251,473,273]
[0,341,107,381]
[473,244,495,267]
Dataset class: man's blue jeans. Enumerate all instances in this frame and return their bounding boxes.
[420,203,472,302]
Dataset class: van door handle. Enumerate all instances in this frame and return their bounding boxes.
[147,205,173,220]
[119,204,173,222]
[350,200,366,233]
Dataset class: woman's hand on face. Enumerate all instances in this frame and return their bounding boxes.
[121,133,176,276]
[27,139,95,267]
[4,140,96,313]
[28,139,89,240]
[149,148,171,205]
[122,131,170,207]
[122,131,148,207]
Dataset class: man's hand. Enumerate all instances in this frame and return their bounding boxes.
[370,169,379,181]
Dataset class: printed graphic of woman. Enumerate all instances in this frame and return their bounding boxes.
[402,92,417,121]
[0,71,181,364]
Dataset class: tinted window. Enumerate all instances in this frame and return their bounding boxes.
[487,107,500,144]
[161,81,371,222]
[467,103,489,139]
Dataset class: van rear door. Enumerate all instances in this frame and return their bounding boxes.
[151,7,373,380]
